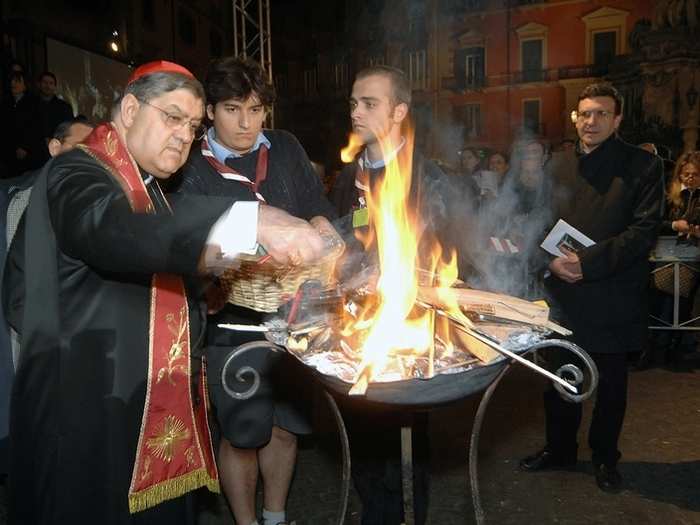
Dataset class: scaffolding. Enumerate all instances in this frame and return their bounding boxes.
[232,0,273,125]
[232,0,272,80]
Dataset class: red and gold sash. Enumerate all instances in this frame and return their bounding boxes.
[78,123,219,513]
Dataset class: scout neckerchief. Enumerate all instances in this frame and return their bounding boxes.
[78,122,219,513]
[201,131,268,202]
[351,137,407,228]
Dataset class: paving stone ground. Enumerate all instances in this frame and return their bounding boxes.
[2,353,699,524]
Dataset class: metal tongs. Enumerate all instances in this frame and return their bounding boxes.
[415,299,578,394]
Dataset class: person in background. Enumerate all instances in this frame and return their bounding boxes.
[479,151,508,205]
[0,116,94,484]
[5,117,95,242]
[2,71,43,177]
[555,138,576,154]
[487,151,510,184]
[35,71,74,164]
[457,146,483,197]
[519,83,663,494]
[647,151,700,367]
[460,147,482,177]
[494,137,552,299]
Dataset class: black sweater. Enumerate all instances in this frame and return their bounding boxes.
[174,129,337,340]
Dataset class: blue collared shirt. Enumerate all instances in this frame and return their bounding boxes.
[207,127,272,165]
[360,137,406,170]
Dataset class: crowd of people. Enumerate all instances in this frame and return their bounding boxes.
[0,53,694,525]
[2,65,74,178]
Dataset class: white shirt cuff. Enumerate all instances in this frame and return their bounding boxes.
[204,201,259,270]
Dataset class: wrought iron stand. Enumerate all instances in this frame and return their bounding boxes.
[221,339,598,525]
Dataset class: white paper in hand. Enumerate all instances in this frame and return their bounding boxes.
[541,219,596,257]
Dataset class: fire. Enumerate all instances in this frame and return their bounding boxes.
[341,127,466,389]
[340,132,364,163]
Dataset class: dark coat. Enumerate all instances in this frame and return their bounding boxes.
[545,136,664,354]
[174,128,337,343]
[3,149,234,524]
[1,92,45,177]
[328,147,463,273]
[176,129,336,221]
[662,186,700,236]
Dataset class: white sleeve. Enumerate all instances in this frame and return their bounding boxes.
[203,201,259,270]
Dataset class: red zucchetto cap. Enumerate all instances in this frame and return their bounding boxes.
[127,60,195,86]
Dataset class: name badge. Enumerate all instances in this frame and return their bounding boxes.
[352,207,369,228]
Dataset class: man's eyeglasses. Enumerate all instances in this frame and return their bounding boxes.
[574,110,615,122]
[141,100,206,140]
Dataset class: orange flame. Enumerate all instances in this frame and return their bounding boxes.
[340,132,364,163]
[339,125,466,384]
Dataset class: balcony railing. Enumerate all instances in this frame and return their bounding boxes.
[504,0,548,6]
[443,63,604,91]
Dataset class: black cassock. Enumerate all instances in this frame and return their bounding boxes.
[3,149,232,524]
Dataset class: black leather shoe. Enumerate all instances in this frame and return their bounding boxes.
[519,448,577,472]
[594,463,622,493]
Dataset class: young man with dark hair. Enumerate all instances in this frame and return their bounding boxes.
[519,83,664,493]
[176,56,336,525]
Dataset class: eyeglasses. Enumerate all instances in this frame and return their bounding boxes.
[575,110,615,122]
[140,100,206,140]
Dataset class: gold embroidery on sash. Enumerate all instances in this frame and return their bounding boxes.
[140,457,152,482]
[146,415,191,463]
[185,447,195,467]
[157,306,188,385]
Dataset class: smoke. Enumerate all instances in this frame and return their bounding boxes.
[452,137,556,300]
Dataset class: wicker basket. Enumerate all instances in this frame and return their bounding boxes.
[219,239,344,312]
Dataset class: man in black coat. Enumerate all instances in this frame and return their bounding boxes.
[519,83,664,493]
[36,71,74,163]
[2,71,44,178]
[2,60,328,525]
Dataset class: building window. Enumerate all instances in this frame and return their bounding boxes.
[522,99,541,135]
[406,49,428,90]
[456,104,482,139]
[178,9,196,46]
[334,62,349,91]
[593,30,617,72]
[521,39,543,82]
[454,47,485,90]
[581,7,629,67]
[516,22,547,82]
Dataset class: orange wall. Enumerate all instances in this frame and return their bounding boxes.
[464,0,655,76]
[447,0,654,151]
